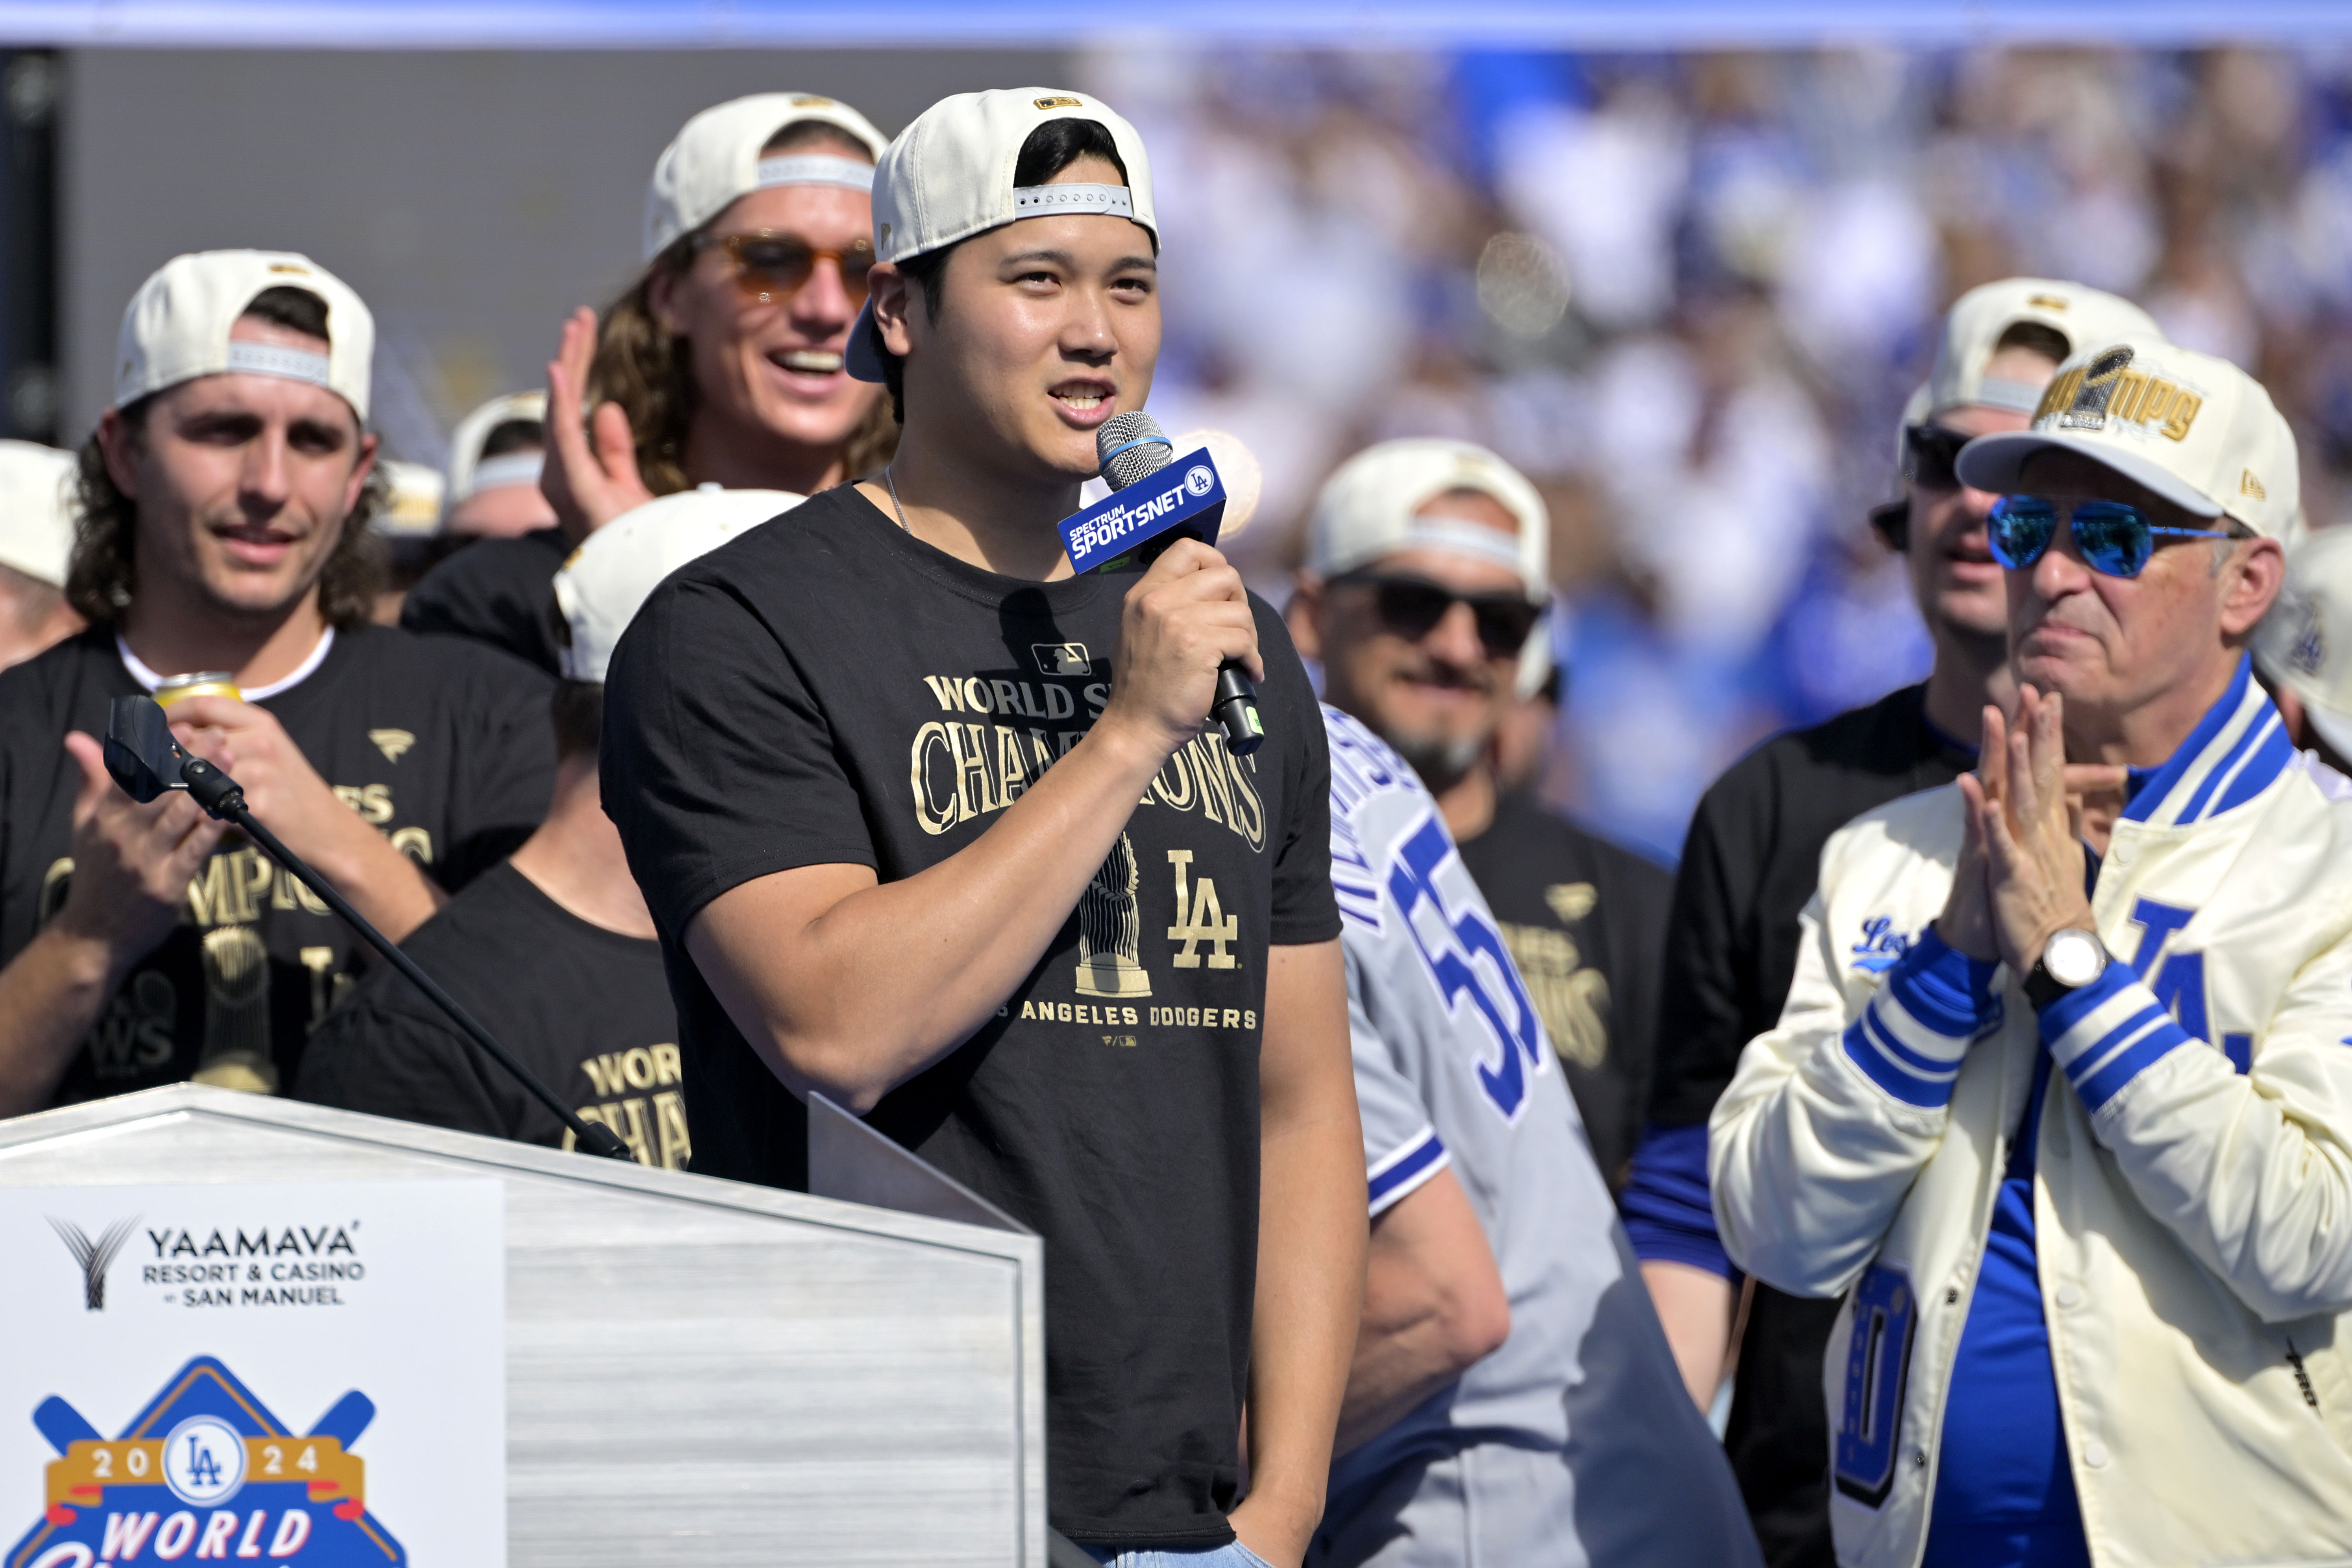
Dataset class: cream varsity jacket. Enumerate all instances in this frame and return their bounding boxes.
[1711,660,2352,1568]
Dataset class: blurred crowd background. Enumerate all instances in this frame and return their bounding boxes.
[1103,45,2352,857]
[15,43,2352,860]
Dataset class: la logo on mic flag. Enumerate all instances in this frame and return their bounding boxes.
[1060,449,1226,574]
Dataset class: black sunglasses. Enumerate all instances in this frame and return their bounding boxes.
[1902,423,1972,491]
[1333,573,1543,657]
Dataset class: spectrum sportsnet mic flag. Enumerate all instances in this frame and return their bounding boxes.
[1059,448,1226,574]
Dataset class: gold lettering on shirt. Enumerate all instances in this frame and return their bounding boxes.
[910,672,1266,847]
[1498,921,1612,1071]
[1166,850,1239,970]
[332,782,396,825]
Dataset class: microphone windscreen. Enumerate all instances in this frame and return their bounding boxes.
[1174,429,1263,543]
[1098,411,1174,490]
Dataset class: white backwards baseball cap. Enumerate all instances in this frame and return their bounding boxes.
[553,486,804,682]
[1957,333,2299,539]
[2255,526,2352,759]
[448,391,547,501]
[1923,278,2160,420]
[0,440,78,587]
[1307,438,1549,601]
[846,88,1157,384]
[644,92,889,261]
[115,250,373,420]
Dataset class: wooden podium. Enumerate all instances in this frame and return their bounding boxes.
[0,1084,1046,1566]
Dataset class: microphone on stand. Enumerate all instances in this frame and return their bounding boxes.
[104,694,637,1163]
[1074,411,1265,756]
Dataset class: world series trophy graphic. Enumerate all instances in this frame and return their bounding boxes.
[1074,834,1152,999]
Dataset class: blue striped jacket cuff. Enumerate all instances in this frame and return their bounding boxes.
[1840,928,2000,1109]
[1367,1126,1449,1216]
[2040,965,2193,1113]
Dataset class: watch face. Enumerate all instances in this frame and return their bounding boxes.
[2045,930,2106,988]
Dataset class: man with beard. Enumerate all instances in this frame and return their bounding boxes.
[1287,438,1671,1187]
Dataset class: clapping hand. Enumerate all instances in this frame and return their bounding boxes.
[1936,688,2125,972]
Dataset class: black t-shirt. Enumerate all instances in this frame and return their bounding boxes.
[1454,790,1671,1191]
[0,624,556,1106]
[600,483,1340,1549]
[1647,681,1969,1568]
[400,527,571,675]
[295,862,682,1164]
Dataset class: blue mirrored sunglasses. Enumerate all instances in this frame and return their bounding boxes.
[1987,496,2233,579]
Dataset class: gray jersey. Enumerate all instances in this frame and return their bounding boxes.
[1315,706,1759,1568]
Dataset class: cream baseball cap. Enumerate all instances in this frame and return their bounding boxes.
[2255,526,2352,759]
[0,440,78,587]
[1306,438,1549,601]
[846,88,1156,384]
[644,92,889,261]
[448,391,547,501]
[1923,279,2160,420]
[553,487,804,682]
[115,250,373,420]
[1956,334,2299,538]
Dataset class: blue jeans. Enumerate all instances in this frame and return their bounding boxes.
[1079,1544,1277,1568]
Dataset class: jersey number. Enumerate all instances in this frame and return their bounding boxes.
[1834,1263,1917,1508]
[1387,814,1546,1121]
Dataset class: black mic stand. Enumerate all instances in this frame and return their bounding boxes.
[110,698,634,1162]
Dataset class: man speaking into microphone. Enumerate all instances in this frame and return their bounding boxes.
[599,89,1365,1566]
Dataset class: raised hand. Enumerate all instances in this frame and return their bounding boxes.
[540,306,656,539]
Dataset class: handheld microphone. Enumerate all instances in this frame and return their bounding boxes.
[103,694,637,1163]
[1064,412,1265,756]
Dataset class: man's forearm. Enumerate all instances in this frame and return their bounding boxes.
[1334,1169,1508,1455]
[1234,942,1365,1565]
[0,927,124,1117]
[1641,1259,1736,1409]
[690,717,1172,1111]
[300,818,446,945]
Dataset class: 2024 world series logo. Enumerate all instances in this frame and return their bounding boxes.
[7,1357,403,1567]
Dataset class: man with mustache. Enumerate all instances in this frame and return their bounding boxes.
[0,251,554,1116]
[1714,335,2352,1568]
[1287,437,1671,1189]
[1293,441,1757,1565]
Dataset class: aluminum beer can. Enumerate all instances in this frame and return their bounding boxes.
[152,671,241,709]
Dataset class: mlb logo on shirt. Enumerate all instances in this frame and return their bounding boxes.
[1033,643,1092,677]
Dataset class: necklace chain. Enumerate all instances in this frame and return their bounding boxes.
[884,465,911,534]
